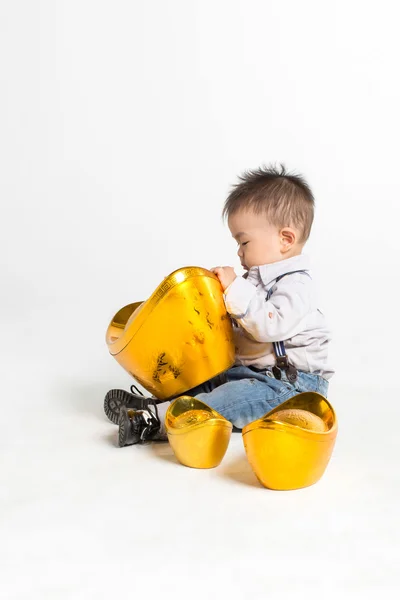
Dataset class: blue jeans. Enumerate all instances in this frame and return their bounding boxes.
[181,365,329,430]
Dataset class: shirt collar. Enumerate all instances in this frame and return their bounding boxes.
[247,254,311,287]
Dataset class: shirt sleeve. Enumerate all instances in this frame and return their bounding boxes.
[223,274,312,342]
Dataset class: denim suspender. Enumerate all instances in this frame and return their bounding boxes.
[266,270,310,383]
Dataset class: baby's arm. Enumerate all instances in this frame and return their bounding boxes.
[224,275,311,342]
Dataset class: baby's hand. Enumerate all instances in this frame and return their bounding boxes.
[210,266,237,291]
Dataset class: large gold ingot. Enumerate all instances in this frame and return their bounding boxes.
[165,397,233,468]
[106,267,235,400]
[242,392,338,490]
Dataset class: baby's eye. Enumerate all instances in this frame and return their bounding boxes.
[241,241,249,246]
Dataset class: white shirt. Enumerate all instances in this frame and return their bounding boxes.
[223,254,334,380]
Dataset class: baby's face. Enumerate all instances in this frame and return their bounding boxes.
[228,209,286,270]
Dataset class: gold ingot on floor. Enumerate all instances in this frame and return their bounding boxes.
[242,392,338,490]
[106,267,235,400]
[165,397,233,469]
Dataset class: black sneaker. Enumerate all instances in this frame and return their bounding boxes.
[118,404,161,447]
[104,385,157,425]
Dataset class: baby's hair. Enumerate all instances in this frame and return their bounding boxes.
[222,164,315,243]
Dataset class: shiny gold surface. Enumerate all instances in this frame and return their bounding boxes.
[165,397,233,469]
[106,267,235,399]
[242,392,338,490]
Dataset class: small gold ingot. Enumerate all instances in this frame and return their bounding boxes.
[105,267,235,399]
[242,392,338,490]
[165,397,233,469]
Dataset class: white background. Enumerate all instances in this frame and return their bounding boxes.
[1,1,399,599]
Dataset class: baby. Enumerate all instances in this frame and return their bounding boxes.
[104,164,333,447]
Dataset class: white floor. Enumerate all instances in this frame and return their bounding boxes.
[2,346,400,599]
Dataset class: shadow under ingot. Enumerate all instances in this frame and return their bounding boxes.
[165,397,233,469]
[105,267,235,400]
[242,392,338,490]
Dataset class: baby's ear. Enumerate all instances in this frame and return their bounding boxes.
[280,227,296,250]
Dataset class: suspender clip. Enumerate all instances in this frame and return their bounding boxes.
[273,356,298,383]
[285,364,298,384]
[276,356,289,370]
[272,366,282,380]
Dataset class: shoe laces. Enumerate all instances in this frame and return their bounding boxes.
[130,384,144,396]
[133,402,160,442]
